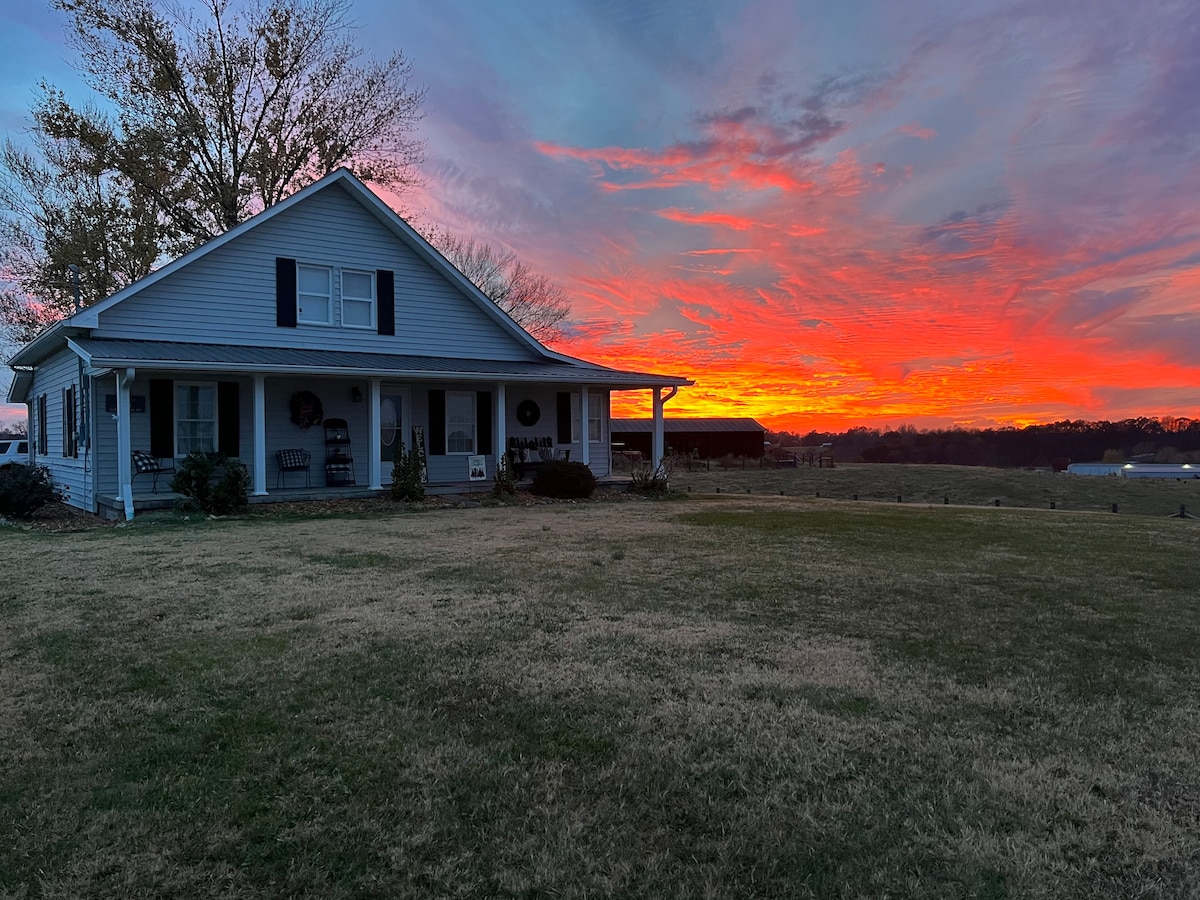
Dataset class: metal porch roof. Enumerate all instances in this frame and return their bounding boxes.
[69,338,691,388]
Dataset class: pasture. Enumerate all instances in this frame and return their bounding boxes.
[1,486,1198,898]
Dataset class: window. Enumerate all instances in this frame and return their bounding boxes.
[588,392,605,442]
[446,391,476,454]
[176,383,217,455]
[341,269,375,328]
[36,394,48,455]
[62,385,78,458]
[297,264,332,324]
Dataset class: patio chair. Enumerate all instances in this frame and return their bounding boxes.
[276,448,311,488]
[132,450,175,493]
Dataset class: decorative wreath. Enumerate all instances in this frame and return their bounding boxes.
[289,390,324,429]
[516,399,541,427]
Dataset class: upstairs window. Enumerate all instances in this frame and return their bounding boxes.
[297,264,333,325]
[341,269,375,329]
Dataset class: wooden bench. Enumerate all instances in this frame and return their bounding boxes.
[132,450,175,493]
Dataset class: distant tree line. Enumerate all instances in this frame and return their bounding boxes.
[770,417,1200,468]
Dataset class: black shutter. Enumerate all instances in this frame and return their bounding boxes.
[428,390,445,455]
[556,391,572,444]
[276,257,297,327]
[218,382,240,458]
[476,391,492,455]
[377,269,395,335]
[149,379,174,458]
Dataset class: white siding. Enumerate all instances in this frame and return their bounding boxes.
[27,348,92,511]
[91,183,535,361]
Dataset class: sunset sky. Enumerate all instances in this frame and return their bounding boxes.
[3,0,1200,432]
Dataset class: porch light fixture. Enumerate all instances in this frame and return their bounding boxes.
[351,386,363,403]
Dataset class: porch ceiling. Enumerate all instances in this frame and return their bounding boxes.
[69,338,692,388]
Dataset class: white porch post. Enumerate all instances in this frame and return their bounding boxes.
[116,367,134,520]
[651,385,679,468]
[580,386,590,466]
[368,378,382,490]
[652,387,664,468]
[495,383,507,467]
[252,375,268,496]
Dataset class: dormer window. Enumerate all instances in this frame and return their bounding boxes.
[341,269,375,328]
[297,264,333,324]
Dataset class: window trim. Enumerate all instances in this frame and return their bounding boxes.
[445,390,477,455]
[340,268,376,330]
[174,381,219,458]
[297,263,334,326]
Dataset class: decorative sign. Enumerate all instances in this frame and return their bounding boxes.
[105,394,146,414]
[467,454,487,481]
[411,425,429,483]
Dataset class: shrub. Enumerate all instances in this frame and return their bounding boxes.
[630,458,674,495]
[530,460,596,499]
[391,446,425,502]
[493,451,517,499]
[170,452,250,515]
[0,464,59,519]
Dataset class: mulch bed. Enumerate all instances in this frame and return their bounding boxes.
[12,486,650,532]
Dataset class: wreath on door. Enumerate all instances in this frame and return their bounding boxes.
[289,390,324,429]
[516,399,541,427]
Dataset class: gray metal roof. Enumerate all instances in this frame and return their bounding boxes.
[611,417,765,433]
[70,338,690,387]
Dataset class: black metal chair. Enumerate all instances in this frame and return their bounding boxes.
[276,448,311,488]
[132,450,175,493]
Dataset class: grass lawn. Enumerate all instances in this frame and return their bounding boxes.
[2,492,1198,898]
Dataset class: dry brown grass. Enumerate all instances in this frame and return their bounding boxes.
[1,495,1198,898]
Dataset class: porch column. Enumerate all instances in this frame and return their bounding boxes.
[580,386,590,466]
[651,385,679,468]
[116,368,134,520]
[252,375,268,496]
[495,383,506,467]
[368,378,382,490]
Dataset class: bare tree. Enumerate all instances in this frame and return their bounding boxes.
[425,229,571,343]
[0,419,29,437]
[1,0,424,330]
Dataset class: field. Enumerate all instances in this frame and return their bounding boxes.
[666,460,1200,518]
[2,475,1199,898]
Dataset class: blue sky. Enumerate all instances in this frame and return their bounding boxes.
[4,0,1200,430]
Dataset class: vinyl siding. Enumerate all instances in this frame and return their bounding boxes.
[91,183,535,361]
[502,386,611,477]
[28,348,92,510]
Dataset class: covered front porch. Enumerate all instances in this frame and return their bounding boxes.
[82,347,685,520]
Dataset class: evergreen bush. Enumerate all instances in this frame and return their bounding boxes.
[0,464,59,519]
[391,446,425,502]
[171,452,250,515]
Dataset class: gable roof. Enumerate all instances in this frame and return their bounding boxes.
[9,168,576,369]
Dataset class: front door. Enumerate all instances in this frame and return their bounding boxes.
[379,386,410,484]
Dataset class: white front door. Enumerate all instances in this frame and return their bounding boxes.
[379,385,411,484]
